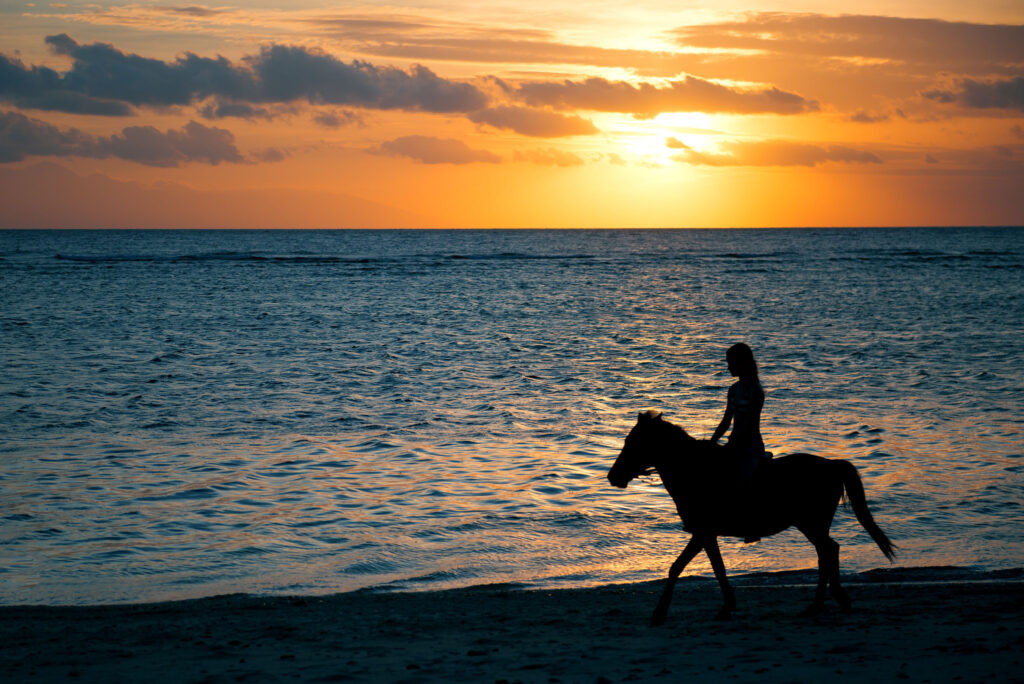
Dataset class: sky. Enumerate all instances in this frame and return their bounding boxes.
[1,1,1022,227]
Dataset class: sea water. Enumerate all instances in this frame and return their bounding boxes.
[1,228,1022,604]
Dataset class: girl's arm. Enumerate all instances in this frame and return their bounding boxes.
[710,386,734,444]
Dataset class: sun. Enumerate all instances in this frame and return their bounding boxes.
[611,112,720,164]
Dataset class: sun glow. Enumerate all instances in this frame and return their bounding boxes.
[612,112,721,163]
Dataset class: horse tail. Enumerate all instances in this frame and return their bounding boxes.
[838,460,896,561]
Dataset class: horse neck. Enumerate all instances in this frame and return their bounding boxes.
[651,421,697,468]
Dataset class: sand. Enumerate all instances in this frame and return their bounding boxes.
[2,569,1021,683]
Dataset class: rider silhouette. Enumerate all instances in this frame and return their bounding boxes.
[710,342,767,485]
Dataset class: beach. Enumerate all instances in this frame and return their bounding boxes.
[3,569,1020,683]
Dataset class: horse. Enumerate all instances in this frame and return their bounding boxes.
[607,410,895,625]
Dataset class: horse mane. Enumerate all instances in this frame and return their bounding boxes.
[654,415,697,445]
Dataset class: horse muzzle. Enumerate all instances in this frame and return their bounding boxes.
[607,470,630,489]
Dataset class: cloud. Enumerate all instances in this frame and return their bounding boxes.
[248,44,487,112]
[161,6,225,18]
[850,110,889,123]
[0,34,489,116]
[467,106,597,137]
[198,100,274,120]
[664,136,687,149]
[513,147,585,166]
[672,140,883,167]
[252,147,288,162]
[312,109,364,127]
[516,75,817,116]
[367,135,500,164]
[923,77,1024,112]
[0,110,244,165]
[671,14,1024,74]
[0,52,134,115]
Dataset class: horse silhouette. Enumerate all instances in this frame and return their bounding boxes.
[607,410,895,625]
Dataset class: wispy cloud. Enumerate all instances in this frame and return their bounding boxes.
[366,135,500,164]
[671,140,882,167]
[671,14,1024,75]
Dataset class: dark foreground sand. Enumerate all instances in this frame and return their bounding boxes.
[3,569,1021,683]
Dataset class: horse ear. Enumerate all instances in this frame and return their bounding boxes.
[650,410,663,421]
[639,409,663,422]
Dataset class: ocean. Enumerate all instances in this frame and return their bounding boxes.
[1,228,1021,605]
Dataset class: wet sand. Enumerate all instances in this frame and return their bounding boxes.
[2,569,1021,683]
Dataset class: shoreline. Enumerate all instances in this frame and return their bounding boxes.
[3,567,1020,683]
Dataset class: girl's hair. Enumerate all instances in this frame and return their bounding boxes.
[727,343,758,380]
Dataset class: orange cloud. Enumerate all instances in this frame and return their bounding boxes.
[468,105,597,137]
[516,75,817,115]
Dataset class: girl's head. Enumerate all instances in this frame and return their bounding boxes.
[727,343,758,380]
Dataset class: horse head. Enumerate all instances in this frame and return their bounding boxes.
[608,410,692,488]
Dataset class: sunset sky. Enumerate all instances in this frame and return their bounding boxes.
[1,1,1022,227]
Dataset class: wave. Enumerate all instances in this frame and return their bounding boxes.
[53,251,599,264]
[54,252,393,264]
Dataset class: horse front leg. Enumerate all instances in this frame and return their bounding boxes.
[703,536,736,620]
[650,535,703,627]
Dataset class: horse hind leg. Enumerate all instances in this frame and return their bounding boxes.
[827,539,852,611]
[799,528,836,616]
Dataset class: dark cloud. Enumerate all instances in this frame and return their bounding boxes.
[516,75,817,116]
[513,147,585,166]
[247,44,487,112]
[923,77,1024,112]
[672,140,883,167]
[41,34,252,107]
[102,120,244,166]
[468,105,597,137]
[0,109,93,162]
[367,135,500,164]
[0,52,133,115]
[0,35,488,116]
[198,100,273,120]
[0,110,244,166]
